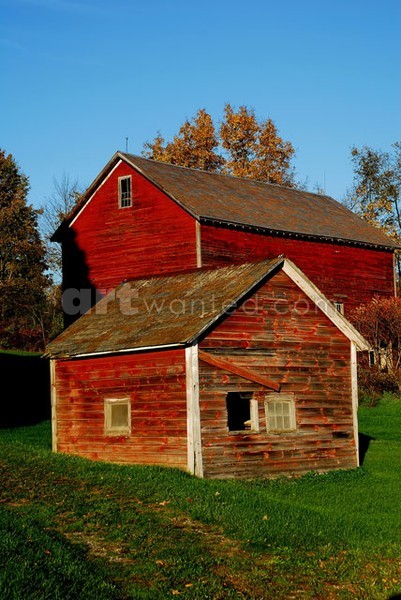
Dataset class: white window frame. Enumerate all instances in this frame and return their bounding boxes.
[265,394,296,433]
[104,397,131,436]
[118,175,132,208]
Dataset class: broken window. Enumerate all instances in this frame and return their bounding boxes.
[226,392,259,433]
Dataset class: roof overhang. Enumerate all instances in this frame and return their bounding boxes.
[51,151,400,252]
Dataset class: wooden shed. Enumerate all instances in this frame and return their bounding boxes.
[46,257,369,479]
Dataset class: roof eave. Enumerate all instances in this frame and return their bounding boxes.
[45,341,186,360]
[50,151,125,241]
[198,217,400,252]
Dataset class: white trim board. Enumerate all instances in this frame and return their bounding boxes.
[185,345,203,477]
[70,160,122,228]
[282,259,370,351]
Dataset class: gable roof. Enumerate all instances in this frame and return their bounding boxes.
[53,151,399,250]
[45,257,369,359]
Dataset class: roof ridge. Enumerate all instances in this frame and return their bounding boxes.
[117,257,283,287]
[120,152,333,200]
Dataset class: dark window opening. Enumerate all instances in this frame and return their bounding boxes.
[226,392,252,431]
[369,350,376,367]
[334,301,344,314]
[119,176,132,208]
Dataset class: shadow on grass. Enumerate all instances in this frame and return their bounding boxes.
[0,353,50,427]
[359,432,375,465]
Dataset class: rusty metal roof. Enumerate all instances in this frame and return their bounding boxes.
[54,152,398,249]
[46,256,370,358]
[45,258,284,358]
[123,154,398,249]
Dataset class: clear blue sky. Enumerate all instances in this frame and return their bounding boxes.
[1,0,400,210]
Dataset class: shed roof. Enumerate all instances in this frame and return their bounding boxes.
[54,151,399,250]
[45,257,369,359]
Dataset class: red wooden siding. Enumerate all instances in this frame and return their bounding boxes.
[55,349,188,468]
[63,161,198,293]
[199,270,356,479]
[200,225,395,315]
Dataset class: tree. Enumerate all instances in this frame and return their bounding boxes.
[0,149,49,350]
[344,143,401,242]
[143,104,296,186]
[351,297,401,399]
[143,109,224,172]
[40,173,81,282]
[352,297,401,375]
[220,104,295,185]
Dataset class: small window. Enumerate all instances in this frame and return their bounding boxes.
[226,392,259,433]
[104,398,131,435]
[265,394,296,433]
[368,350,376,367]
[118,176,132,208]
[333,301,344,315]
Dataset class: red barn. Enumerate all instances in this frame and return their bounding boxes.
[46,258,369,478]
[47,151,397,477]
[52,152,398,321]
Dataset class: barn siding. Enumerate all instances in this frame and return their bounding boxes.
[62,162,198,294]
[200,224,395,315]
[199,271,357,479]
[54,349,188,468]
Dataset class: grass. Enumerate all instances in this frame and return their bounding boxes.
[0,349,43,357]
[1,395,401,598]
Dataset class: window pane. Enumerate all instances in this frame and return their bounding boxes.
[111,403,129,428]
[265,395,296,433]
[105,398,130,435]
[119,177,132,207]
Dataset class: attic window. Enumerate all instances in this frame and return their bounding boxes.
[226,392,259,433]
[334,301,344,315]
[118,176,132,208]
[265,394,296,433]
[104,398,131,436]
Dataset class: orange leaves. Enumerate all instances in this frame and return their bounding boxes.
[143,104,296,187]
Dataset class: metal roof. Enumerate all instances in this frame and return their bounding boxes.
[123,153,398,249]
[45,258,284,358]
[45,257,369,359]
[53,152,399,250]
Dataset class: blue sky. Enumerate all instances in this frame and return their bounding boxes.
[1,0,400,210]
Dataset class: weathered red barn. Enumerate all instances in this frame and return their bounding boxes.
[52,152,398,321]
[46,258,369,478]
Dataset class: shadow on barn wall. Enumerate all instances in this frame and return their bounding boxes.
[0,352,50,427]
[60,225,102,328]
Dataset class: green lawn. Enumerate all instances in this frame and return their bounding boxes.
[1,395,401,599]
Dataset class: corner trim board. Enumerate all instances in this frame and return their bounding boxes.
[185,345,203,477]
[50,359,58,452]
[196,221,202,267]
[351,342,360,466]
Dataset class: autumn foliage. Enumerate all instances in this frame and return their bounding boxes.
[351,297,401,398]
[0,149,49,350]
[143,104,296,186]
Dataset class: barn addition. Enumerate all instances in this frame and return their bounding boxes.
[46,258,369,478]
